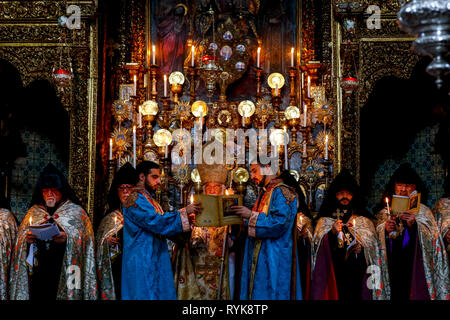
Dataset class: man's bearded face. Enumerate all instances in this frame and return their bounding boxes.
[394,182,416,197]
[336,190,353,207]
[250,164,271,187]
[42,188,63,208]
[143,169,161,192]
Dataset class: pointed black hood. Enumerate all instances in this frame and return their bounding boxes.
[30,163,80,208]
[319,168,369,218]
[106,162,139,212]
[380,163,428,206]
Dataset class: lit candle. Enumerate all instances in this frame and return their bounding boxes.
[133,126,136,168]
[109,138,113,160]
[385,197,391,218]
[114,216,118,238]
[191,45,195,67]
[303,104,307,127]
[307,76,311,98]
[152,44,156,65]
[325,135,329,160]
[290,47,294,67]
[138,105,142,128]
[163,74,167,97]
[133,75,137,96]
[225,189,229,196]
[29,216,32,226]
[284,127,289,169]
[257,47,261,68]
[190,194,194,204]
[275,83,279,96]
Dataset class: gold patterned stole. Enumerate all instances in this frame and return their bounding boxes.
[139,190,164,215]
[248,182,288,299]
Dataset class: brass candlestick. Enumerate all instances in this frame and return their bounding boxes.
[288,67,298,106]
[188,66,196,103]
[150,65,159,101]
[255,67,263,99]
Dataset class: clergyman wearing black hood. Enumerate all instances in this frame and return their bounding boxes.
[96,162,138,300]
[310,168,387,300]
[375,163,449,300]
[9,163,97,300]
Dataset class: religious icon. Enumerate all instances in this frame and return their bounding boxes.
[220,46,232,60]
[235,62,245,71]
[236,44,246,54]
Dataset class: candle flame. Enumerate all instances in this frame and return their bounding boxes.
[353,218,356,226]
[29,216,32,225]
[325,135,328,142]
[300,215,303,224]
[164,74,167,81]
[192,45,195,52]
[152,44,155,52]
[133,125,136,133]
[385,197,389,204]
[110,138,113,147]
[291,47,294,54]
[134,75,136,81]
[225,189,229,195]
[114,216,117,225]
[257,47,261,54]
[190,194,194,204]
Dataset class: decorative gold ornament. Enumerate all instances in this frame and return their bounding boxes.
[111,127,131,150]
[233,167,250,183]
[191,100,208,117]
[169,71,185,85]
[211,128,227,144]
[217,109,232,125]
[141,100,159,116]
[191,168,201,183]
[268,73,285,89]
[289,169,300,182]
[238,100,256,117]
[285,106,300,120]
[173,164,190,185]
[153,129,173,147]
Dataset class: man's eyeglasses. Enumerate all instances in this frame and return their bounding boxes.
[118,185,134,191]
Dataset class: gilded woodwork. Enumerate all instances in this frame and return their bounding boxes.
[0,0,98,218]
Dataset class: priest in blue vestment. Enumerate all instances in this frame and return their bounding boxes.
[121,161,200,300]
[232,161,302,300]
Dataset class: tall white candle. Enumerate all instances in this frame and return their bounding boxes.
[290,47,294,67]
[109,138,113,160]
[325,135,328,160]
[133,126,136,168]
[165,144,168,158]
[385,197,391,218]
[284,127,289,169]
[275,83,279,96]
[138,106,142,128]
[152,44,156,65]
[307,76,311,98]
[133,75,137,96]
[163,74,167,97]
[191,45,195,67]
[114,216,118,238]
[29,216,32,226]
[242,116,245,128]
[257,47,261,68]
[303,104,307,127]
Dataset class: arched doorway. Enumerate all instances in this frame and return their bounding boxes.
[0,59,70,221]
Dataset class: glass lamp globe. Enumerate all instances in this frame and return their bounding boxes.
[268,73,285,89]
[153,129,173,147]
[169,71,185,85]
[191,100,208,117]
[238,100,256,117]
[141,100,159,116]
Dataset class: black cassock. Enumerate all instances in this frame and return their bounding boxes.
[29,217,66,300]
[327,225,367,300]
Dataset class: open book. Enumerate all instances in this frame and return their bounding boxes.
[391,191,421,214]
[194,194,243,227]
[28,222,61,241]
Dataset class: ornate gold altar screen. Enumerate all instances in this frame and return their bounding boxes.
[108,1,337,213]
